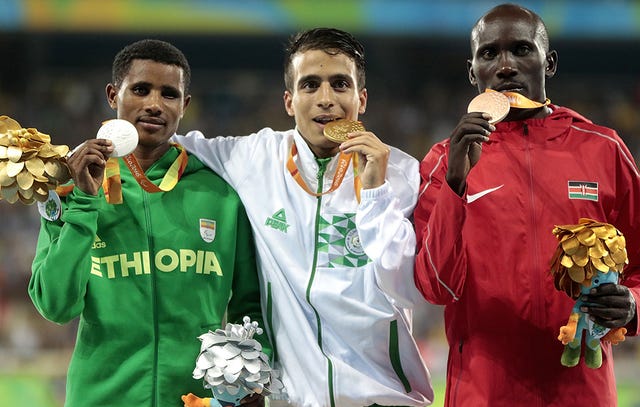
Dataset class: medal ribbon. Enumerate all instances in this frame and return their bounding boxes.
[352,154,362,202]
[286,143,362,202]
[102,143,188,204]
[486,88,550,108]
[103,157,122,203]
[54,183,76,197]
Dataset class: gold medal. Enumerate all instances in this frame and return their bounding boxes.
[323,119,366,143]
[467,90,511,124]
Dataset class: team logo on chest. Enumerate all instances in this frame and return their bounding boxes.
[567,181,598,202]
[345,228,365,256]
[265,208,290,233]
[200,219,217,243]
[317,213,370,268]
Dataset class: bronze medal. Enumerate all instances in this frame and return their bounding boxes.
[323,119,366,143]
[467,91,511,124]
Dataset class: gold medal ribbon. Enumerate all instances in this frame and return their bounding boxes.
[486,88,550,108]
[286,143,362,202]
[352,154,362,202]
[103,143,188,204]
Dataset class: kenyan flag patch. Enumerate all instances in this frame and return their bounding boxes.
[568,181,598,201]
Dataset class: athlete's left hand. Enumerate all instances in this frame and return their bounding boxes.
[339,131,389,189]
[580,283,637,328]
[239,393,264,406]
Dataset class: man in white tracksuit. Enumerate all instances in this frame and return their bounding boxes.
[174,28,433,407]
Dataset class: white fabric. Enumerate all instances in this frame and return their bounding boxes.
[173,128,433,407]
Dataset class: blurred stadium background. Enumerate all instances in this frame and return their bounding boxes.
[1,0,639,405]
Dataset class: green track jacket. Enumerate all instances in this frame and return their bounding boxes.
[29,146,267,407]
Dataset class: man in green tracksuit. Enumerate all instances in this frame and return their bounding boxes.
[29,39,267,407]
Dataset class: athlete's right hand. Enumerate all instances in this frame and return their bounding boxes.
[67,139,114,196]
[446,112,494,196]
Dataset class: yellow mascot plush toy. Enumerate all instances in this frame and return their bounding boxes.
[550,218,628,368]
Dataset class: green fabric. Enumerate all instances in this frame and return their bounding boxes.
[29,147,268,407]
[389,320,412,393]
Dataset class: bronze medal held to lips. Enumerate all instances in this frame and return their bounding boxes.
[467,91,511,124]
[323,119,366,143]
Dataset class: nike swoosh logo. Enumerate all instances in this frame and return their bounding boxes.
[467,185,504,203]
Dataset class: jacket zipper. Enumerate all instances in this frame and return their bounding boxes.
[143,191,160,407]
[523,123,544,407]
[305,157,336,407]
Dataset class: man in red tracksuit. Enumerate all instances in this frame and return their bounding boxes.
[414,4,639,406]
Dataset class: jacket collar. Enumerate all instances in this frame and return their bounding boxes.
[292,128,350,180]
[492,105,593,141]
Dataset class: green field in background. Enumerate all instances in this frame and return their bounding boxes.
[1,375,638,407]
[0,375,61,406]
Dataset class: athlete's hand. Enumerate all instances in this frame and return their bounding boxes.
[181,393,209,407]
[340,130,389,190]
[580,283,637,328]
[67,139,114,196]
[180,392,264,407]
[446,112,493,196]
[239,393,265,406]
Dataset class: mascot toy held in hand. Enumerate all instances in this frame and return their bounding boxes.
[550,218,628,368]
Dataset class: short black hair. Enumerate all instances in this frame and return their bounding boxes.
[112,39,191,93]
[284,27,366,91]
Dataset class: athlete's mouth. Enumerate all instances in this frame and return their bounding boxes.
[495,83,524,93]
[313,116,341,125]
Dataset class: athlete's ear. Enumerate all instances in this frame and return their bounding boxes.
[545,50,558,78]
[358,88,367,115]
[106,83,117,110]
[284,90,295,117]
[468,59,477,86]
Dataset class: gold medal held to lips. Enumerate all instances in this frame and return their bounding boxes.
[467,90,511,124]
[323,119,366,143]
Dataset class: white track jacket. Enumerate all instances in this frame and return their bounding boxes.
[173,128,433,407]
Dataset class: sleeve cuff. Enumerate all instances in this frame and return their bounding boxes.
[360,181,391,201]
[67,187,105,211]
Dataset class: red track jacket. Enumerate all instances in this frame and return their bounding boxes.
[414,106,640,407]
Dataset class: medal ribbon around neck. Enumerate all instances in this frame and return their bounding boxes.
[286,143,362,202]
[102,143,188,204]
[486,88,550,108]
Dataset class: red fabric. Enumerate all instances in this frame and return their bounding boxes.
[414,106,640,407]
